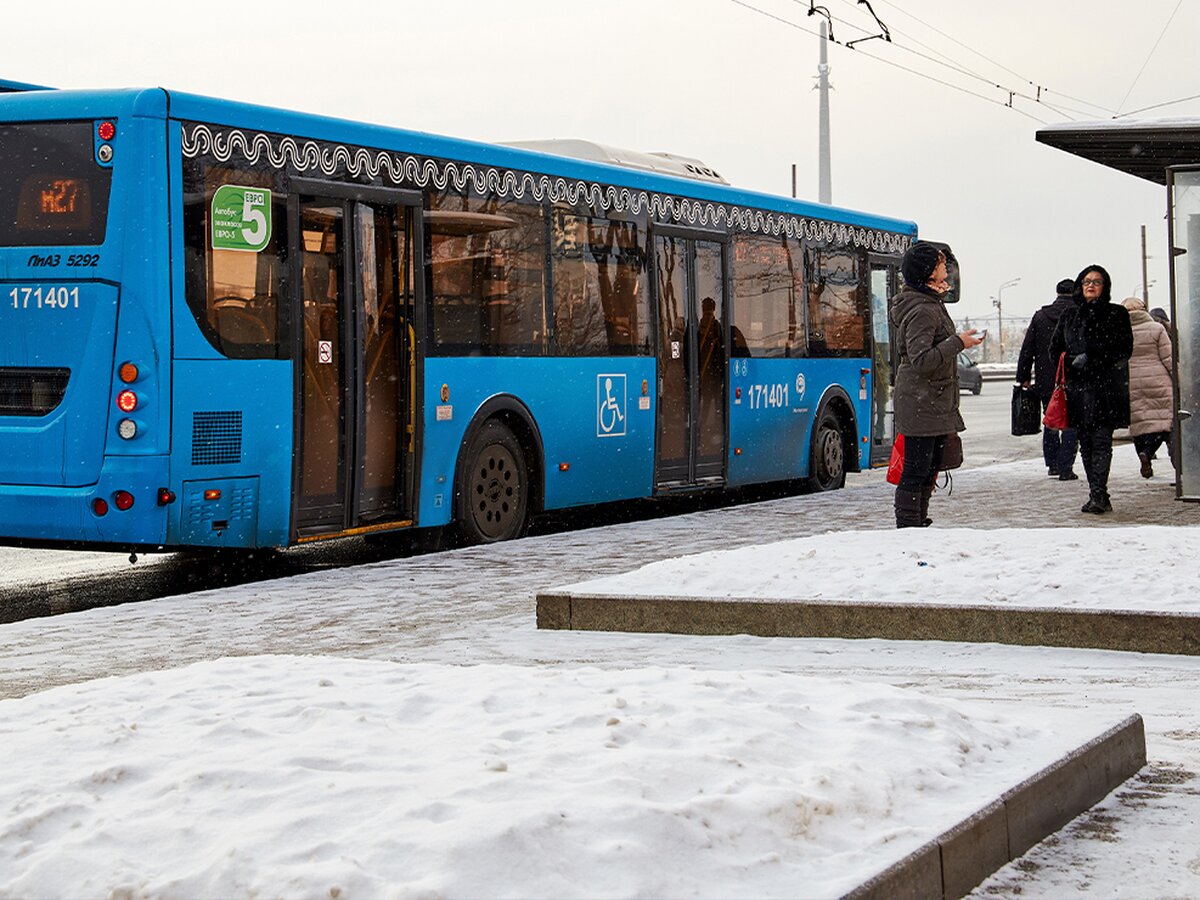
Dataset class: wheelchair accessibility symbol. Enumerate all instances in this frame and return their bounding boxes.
[597,374,627,437]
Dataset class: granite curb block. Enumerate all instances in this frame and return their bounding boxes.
[843,714,1146,899]
[534,592,1200,655]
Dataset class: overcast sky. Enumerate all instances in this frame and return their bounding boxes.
[6,0,1197,328]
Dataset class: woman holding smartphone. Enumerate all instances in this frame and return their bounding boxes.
[889,242,984,528]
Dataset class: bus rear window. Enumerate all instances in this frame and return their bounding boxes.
[0,122,112,246]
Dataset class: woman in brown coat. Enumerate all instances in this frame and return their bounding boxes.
[889,242,983,527]
[1120,296,1174,477]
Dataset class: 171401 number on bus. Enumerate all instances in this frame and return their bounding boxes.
[8,286,80,310]
[747,383,789,409]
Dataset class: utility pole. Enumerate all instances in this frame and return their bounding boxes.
[791,164,797,199]
[995,277,1020,363]
[1141,224,1150,302]
[816,22,832,205]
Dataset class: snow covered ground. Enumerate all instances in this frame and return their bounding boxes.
[0,453,1197,898]
[0,657,1104,899]
[561,525,1194,611]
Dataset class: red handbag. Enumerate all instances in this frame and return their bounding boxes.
[1043,352,1069,430]
[886,434,905,485]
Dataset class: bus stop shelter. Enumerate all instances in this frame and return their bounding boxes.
[1036,118,1200,502]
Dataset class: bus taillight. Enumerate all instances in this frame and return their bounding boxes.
[118,361,139,383]
[97,121,116,141]
[113,491,134,511]
[116,390,137,412]
[92,498,109,516]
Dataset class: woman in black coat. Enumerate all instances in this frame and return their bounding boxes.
[1049,264,1133,513]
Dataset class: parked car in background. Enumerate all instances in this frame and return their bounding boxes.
[958,353,983,394]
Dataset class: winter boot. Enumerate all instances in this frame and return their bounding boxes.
[919,485,934,527]
[894,489,924,528]
[1139,452,1153,479]
[1081,490,1111,514]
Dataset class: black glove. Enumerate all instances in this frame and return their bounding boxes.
[1071,353,1088,370]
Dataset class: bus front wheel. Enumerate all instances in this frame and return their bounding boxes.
[807,408,846,492]
[457,420,530,544]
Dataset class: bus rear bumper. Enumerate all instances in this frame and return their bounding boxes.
[0,457,169,548]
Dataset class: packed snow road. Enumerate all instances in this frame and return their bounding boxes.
[0,388,1021,622]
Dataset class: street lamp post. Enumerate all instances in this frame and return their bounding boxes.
[994,277,1020,362]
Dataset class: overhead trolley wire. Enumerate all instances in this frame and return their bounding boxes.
[730,0,1055,124]
[865,0,1118,116]
[818,0,1116,121]
[1115,0,1184,115]
[1116,92,1200,119]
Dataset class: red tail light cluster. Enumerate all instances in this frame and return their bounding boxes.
[116,390,137,413]
[115,361,142,440]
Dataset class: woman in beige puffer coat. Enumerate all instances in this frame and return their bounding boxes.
[1120,297,1173,477]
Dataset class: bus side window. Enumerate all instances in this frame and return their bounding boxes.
[732,235,805,359]
[182,158,287,359]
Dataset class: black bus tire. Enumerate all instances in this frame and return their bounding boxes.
[807,406,846,492]
[456,419,530,544]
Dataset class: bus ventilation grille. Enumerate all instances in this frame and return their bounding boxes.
[192,411,243,465]
[0,367,70,416]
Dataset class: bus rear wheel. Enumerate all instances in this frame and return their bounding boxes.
[457,420,529,544]
[807,408,846,492]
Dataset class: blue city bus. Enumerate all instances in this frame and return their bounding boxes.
[0,87,925,551]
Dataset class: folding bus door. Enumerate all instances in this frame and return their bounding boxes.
[292,184,421,538]
[654,231,728,489]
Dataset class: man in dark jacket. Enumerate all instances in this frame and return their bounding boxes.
[1049,265,1133,514]
[1017,278,1080,480]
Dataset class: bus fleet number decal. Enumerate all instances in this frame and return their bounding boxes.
[747,383,789,410]
[9,286,80,310]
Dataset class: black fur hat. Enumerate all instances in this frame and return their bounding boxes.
[902,242,943,288]
[1056,278,1075,295]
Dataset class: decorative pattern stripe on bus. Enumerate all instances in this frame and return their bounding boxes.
[181,124,911,254]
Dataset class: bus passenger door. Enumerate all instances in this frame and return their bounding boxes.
[868,259,898,466]
[293,187,419,538]
[654,232,728,489]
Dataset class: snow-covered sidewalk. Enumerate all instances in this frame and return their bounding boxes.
[0,656,1114,899]
[0,454,1197,897]
[559,525,1195,612]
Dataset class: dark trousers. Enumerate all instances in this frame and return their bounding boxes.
[897,434,944,491]
[894,434,944,528]
[1041,398,1078,474]
[1078,427,1114,497]
[1133,431,1173,465]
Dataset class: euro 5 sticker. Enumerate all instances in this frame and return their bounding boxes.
[212,185,271,252]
